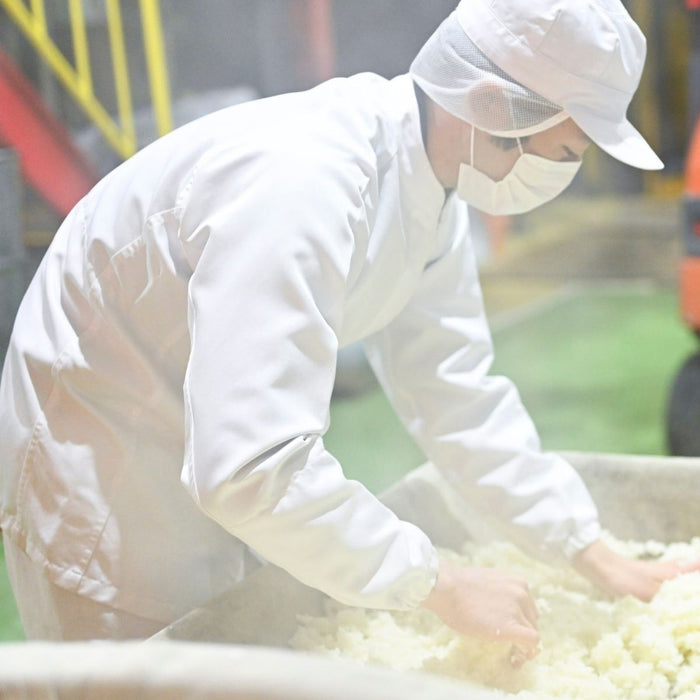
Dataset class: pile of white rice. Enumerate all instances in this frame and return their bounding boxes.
[290,534,700,699]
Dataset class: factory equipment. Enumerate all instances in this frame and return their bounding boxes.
[667,0,700,456]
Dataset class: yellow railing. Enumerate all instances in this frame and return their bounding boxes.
[0,0,173,160]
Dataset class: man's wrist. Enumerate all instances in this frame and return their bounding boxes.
[572,539,619,589]
[420,558,454,616]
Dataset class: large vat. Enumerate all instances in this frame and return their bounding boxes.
[0,451,698,698]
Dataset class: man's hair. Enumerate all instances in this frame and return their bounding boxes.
[490,135,530,151]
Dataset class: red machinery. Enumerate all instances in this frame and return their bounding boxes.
[0,48,98,217]
[679,121,700,333]
[667,1,700,455]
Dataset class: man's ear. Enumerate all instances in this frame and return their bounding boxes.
[462,79,513,132]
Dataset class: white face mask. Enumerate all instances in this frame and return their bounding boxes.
[457,126,582,215]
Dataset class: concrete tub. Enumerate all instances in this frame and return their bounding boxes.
[152,451,700,648]
[0,451,698,698]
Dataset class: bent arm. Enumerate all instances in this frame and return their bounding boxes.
[364,203,600,563]
[177,144,438,610]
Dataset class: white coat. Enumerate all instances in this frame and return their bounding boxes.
[0,73,600,624]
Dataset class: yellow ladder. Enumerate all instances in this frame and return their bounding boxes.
[0,0,173,160]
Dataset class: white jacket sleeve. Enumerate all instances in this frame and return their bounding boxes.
[176,143,437,610]
[363,204,600,563]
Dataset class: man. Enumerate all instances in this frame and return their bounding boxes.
[1,0,696,659]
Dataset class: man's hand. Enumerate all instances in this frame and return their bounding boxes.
[574,539,700,602]
[420,558,540,666]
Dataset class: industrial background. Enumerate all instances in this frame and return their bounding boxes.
[0,0,699,479]
[0,1,695,221]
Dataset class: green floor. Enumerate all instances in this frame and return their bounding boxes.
[0,548,22,641]
[326,285,698,489]
[0,285,695,641]
[489,286,697,455]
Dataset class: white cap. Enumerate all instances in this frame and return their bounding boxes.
[455,0,663,170]
[410,11,571,139]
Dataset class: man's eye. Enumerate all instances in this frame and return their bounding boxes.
[562,146,581,162]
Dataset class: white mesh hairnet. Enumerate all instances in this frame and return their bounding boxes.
[409,10,569,137]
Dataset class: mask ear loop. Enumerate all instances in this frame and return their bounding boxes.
[470,124,476,166]
[516,137,524,155]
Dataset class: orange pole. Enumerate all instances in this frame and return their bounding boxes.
[480,213,512,258]
[307,0,335,82]
[686,118,700,195]
[291,0,336,87]
[680,258,700,329]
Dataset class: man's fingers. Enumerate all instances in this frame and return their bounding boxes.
[509,642,540,668]
[675,558,700,575]
[421,560,542,667]
[504,624,540,667]
[499,620,540,652]
[519,587,540,627]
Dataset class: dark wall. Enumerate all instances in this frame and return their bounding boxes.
[162,1,458,99]
[1,1,691,188]
[328,1,457,80]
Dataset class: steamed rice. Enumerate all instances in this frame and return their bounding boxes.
[290,534,700,699]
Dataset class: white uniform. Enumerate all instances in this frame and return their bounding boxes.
[0,73,599,629]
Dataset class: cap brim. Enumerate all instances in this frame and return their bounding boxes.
[566,104,664,171]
